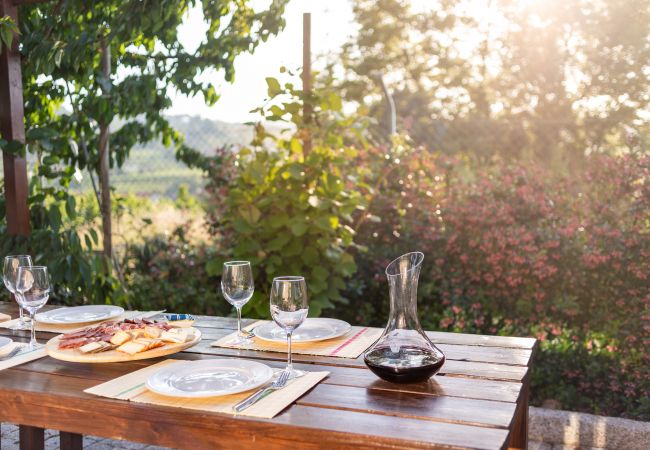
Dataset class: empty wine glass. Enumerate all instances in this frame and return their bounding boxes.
[3,255,33,330]
[15,266,50,349]
[270,276,308,379]
[221,261,254,346]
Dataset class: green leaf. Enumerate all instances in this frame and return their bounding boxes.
[65,196,76,219]
[312,265,328,282]
[290,221,308,236]
[266,77,281,97]
[267,233,291,251]
[206,257,225,276]
[240,204,262,224]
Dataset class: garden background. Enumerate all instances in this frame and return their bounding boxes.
[0,0,648,421]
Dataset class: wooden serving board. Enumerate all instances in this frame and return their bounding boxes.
[45,328,202,363]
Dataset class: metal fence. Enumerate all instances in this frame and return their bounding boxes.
[83,116,253,200]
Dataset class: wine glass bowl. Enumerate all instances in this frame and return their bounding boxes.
[3,255,33,330]
[270,276,308,379]
[221,261,254,345]
[15,266,50,349]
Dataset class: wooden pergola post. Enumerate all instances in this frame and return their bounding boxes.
[0,0,30,235]
[302,12,312,156]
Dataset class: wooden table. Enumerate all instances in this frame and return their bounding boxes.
[0,302,536,450]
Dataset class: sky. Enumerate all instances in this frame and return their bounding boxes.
[169,0,356,124]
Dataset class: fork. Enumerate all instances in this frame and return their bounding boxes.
[0,346,23,362]
[233,369,291,412]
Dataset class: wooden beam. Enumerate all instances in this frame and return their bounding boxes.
[1,0,30,235]
[12,0,51,5]
[302,12,312,156]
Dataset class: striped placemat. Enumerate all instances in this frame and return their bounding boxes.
[85,359,329,419]
[212,320,383,359]
[0,342,48,371]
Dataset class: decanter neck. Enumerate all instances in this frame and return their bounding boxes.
[386,264,423,330]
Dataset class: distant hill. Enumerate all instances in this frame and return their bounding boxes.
[78,115,257,199]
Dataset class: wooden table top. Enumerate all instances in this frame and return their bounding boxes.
[0,302,537,450]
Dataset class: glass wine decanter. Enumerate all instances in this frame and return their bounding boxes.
[364,252,445,383]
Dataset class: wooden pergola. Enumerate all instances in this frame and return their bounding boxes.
[0,0,36,237]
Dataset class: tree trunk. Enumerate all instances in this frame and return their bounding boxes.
[99,41,112,264]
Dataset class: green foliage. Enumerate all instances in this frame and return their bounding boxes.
[0,187,123,305]
[335,0,650,163]
[0,15,19,49]
[204,75,368,317]
[0,2,288,305]
[122,224,229,316]
[175,184,201,211]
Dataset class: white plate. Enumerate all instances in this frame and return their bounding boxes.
[0,337,13,354]
[146,359,274,398]
[254,318,351,343]
[36,305,124,325]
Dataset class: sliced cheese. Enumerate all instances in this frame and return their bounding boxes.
[116,341,147,355]
[110,330,131,346]
[144,326,162,339]
[160,330,187,343]
[79,342,103,354]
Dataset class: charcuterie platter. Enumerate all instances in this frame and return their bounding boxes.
[46,318,201,363]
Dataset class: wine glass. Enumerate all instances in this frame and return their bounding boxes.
[3,255,33,330]
[270,276,308,379]
[15,266,50,349]
[221,261,254,346]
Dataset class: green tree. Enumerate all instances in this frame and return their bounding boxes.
[336,0,650,163]
[0,1,287,303]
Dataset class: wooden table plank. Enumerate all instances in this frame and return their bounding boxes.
[181,341,530,381]
[0,302,534,347]
[11,353,523,403]
[194,327,534,366]
[297,383,517,428]
[0,370,510,450]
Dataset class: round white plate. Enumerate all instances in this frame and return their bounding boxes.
[254,318,351,343]
[0,337,13,354]
[35,305,124,325]
[146,359,274,398]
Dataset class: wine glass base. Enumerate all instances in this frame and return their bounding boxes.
[226,335,254,348]
[9,322,31,331]
[285,368,306,380]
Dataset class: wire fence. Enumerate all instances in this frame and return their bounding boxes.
[81,116,253,200]
[2,113,645,201]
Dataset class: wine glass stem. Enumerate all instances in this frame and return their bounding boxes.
[18,307,24,324]
[29,311,36,349]
[236,307,243,336]
[286,331,293,372]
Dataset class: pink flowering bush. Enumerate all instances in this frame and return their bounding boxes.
[343,147,649,419]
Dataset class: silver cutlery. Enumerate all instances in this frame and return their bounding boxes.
[0,346,23,361]
[233,369,290,412]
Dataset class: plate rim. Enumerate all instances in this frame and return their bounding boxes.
[36,305,125,324]
[145,359,274,398]
[253,317,351,343]
[0,336,13,353]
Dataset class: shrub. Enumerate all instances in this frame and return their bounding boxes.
[122,224,229,316]
[345,148,649,419]
[202,76,366,317]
